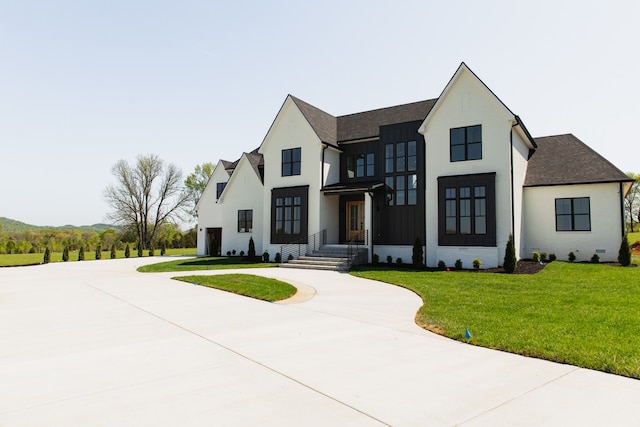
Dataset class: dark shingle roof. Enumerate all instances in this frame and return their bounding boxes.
[525,134,631,187]
[245,152,264,183]
[337,99,437,142]
[290,96,337,146]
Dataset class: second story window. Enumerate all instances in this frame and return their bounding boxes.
[216,182,226,199]
[385,141,418,206]
[450,125,482,162]
[347,153,375,178]
[282,148,301,176]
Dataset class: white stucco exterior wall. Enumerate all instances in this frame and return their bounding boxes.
[420,66,521,268]
[523,183,625,262]
[196,161,229,256]
[511,128,532,260]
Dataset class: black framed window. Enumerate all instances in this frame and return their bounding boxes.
[271,186,308,244]
[450,125,482,162]
[438,173,495,246]
[385,140,418,207]
[282,148,301,176]
[237,210,252,233]
[555,197,590,231]
[216,182,226,199]
[347,153,375,179]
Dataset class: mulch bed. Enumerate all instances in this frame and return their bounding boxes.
[481,260,547,274]
[631,241,640,255]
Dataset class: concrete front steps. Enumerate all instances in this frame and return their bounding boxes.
[279,244,367,271]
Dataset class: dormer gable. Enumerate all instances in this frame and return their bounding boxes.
[218,152,264,203]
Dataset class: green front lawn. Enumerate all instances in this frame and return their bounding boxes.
[137,257,277,272]
[352,261,640,378]
[0,248,196,267]
[174,274,296,302]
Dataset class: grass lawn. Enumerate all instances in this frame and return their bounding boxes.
[0,248,196,267]
[628,231,640,245]
[137,256,278,272]
[351,261,640,378]
[173,274,296,302]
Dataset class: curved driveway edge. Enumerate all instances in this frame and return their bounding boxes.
[1,257,639,426]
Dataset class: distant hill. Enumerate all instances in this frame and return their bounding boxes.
[0,217,118,233]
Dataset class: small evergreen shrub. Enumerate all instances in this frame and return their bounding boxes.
[240,250,245,257]
[618,235,631,266]
[549,253,556,262]
[148,247,154,257]
[503,233,516,273]
[412,237,423,267]
[437,260,446,270]
[568,251,576,262]
[387,255,393,264]
[125,244,131,258]
[110,244,116,259]
[473,258,482,270]
[95,243,102,260]
[540,252,547,263]
[232,250,236,256]
[373,253,379,264]
[287,253,294,261]
[455,259,463,270]
[43,247,51,264]
[78,246,85,261]
[160,244,166,256]
[590,253,600,263]
[62,246,69,262]
[532,252,540,262]
[137,244,143,257]
[262,251,269,262]
[275,252,282,263]
[227,251,232,256]
[396,257,403,265]
[248,237,256,258]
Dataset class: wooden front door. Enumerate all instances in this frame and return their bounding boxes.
[346,201,365,241]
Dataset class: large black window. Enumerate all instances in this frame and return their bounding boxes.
[438,173,495,246]
[555,197,591,231]
[271,186,308,244]
[385,140,418,206]
[237,210,252,233]
[450,125,482,162]
[216,182,226,199]
[282,148,301,176]
[347,153,375,178]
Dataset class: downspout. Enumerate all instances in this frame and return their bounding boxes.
[510,124,516,243]
[620,182,626,237]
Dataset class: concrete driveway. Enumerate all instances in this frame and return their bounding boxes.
[1,258,639,426]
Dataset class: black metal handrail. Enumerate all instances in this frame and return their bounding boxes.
[280,229,327,263]
[347,229,368,266]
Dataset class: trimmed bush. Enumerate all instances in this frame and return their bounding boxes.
[78,246,85,261]
[137,244,143,257]
[412,237,424,267]
[568,251,576,262]
[438,260,446,270]
[532,252,540,263]
[262,251,269,262]
[275,252,282,263]
[227,251,232,256]
[240,250,245,257]
[387,255,393,265]
[373,253,380,264]
[110,244,116,259]
[125,244,131,258]
[396,257,403,265]
[473,258,482,270]
[455,259,463,270]
[232,250,236,256]
[540,252,547,263]
[549,253,557,262]
[43,247,51,264]
[618,235,631,266]
[287,253,294,261]
[148,247,154,257]
[160,244,166,256]
[62,246,69,262]
[503,233,516,273]
[590,253,600,263]
[248,237,256,258]
[95,243,102,260]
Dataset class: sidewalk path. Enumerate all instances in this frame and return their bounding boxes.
[1,258,639,426]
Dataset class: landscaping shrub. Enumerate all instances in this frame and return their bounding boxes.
[160,244,166,256]
[43,247,51,264]
[549,253,557,262]
[568,251,576,262]
[455,259,463,270]
[110,244,116,259]
[125,244,131,258]
[591,253,600,263]
[373,253,379,264]
[396,257,403,265]
[62,246,69,262]
[618,234,631,266]
[503,233,516,273]
[95,243,102,260]
[438,260,446,270]
[532,251,540,262]
[227,251,232,256]
[232,250,236,256]
[78,246,85,261]
[412,237,423,267]
[137,244,143,257]
[473,258,482,270]
[287,253,294,261]
[148,247,154,257]
[540,252,547,263]
[387,255,393,265]
[248,237,256,258]
[262,251,270,262]
[275,252,282,263]
[240,250,245,257]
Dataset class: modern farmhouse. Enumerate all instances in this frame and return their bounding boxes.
[196,63,632,268]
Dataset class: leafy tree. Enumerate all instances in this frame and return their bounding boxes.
[104,154,189,250]
[624,173,640,232]
[618,234,631,266]
[184,162,214,219]
[503,233,517,273]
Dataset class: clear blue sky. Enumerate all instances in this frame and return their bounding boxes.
[1,0,638,228]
